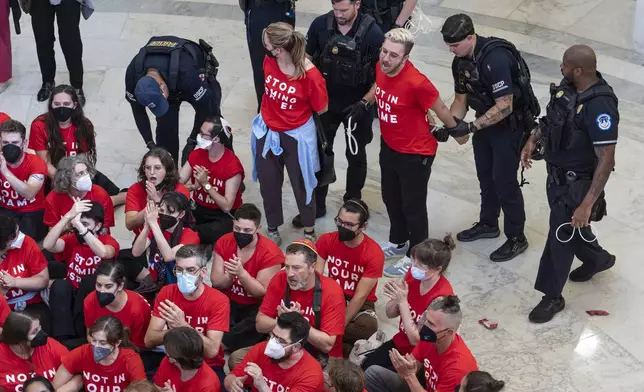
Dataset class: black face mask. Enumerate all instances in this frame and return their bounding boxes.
[233,231,254,249]
[337,226,358,242]
[419,325,442,343]
[30,330,48,348]
[96,290,116,307]
[159,214,178,230]
[2,144,22,164]
[53,107,73,123]
[264,46,277,59]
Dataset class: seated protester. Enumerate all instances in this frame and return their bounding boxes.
[23,376,56,392]
[361,235,456,372]
[43,200,119,343]
[53,316,146,392]
[253,239,345,362]
[0,311,74,391]
[153,327,221,392]
[144,245,230,385]
[328,360,366,392]
[126,148,190,236]
[0,213,51,334]
[457,371,505,392]
[211,203,283,364]
[225,312,324,392]
[316,199,384,357]
[132,192,199,287]
[28,84,126,206]
[365,296,478,392]
[125,380,158,392]
[43,155,115,231]
[0,119,48,241]
[179,117,244,245]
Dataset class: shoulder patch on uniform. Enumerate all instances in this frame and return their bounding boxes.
[577,104,583,114]
[556,91,564,98]
[596,113,612,131]
[492,80,508,94]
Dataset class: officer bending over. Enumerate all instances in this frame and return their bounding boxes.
[521,45,617,323]
[360,0,417,33]
[302,0,384,227]
[125,36,223,164]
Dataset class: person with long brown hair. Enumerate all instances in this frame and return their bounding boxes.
[251,22,328,246]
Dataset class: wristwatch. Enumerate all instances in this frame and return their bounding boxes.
[204,183,212,192]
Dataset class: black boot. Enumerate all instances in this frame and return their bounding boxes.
[457,222,500,242]
[529,296,565,323]
[75,88,86,107]
[569,255,616,282]
[37,81,55,102]
[490,235,528,262]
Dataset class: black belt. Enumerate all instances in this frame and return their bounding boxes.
[546,164,593,185]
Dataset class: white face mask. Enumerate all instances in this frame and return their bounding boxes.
[196,134,214,150]
[264,337,301,360]
[177,272,199,295]
[75,174,92,192]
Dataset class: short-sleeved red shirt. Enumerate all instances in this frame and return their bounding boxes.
[214,233,284,305]
[153,358,220,392]
[187,148,244,210]
[0,153,47,212]
[259,271,345,357]
[146,228,200,280]
[0,338,68,392]
[0,296,10,327]
[84,290,152,349]
[230,341,324,392]
[59,233,120,289]
[152,284,230,368]
[375,61,440,156]
[1,234,48,310]
[316,232,384,302]
[0,113,9,124]
[62,344,146,391]
[260,57,328,132]
[392,274,454,354]
[28,117,88,157]
[125,182,191,235]
[44,184,115,228]
[412,335,478,392]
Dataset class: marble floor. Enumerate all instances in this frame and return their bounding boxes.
[2,0,644,390]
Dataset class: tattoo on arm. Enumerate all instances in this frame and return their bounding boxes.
[473,94,513,130]
[583,144,616,207]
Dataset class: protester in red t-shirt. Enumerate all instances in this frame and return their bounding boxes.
[53,316,146,391]
[252,22,329,245]
[153,327,221,392]
[180,117,244,245]
[28,85,126,206]
[360,29,457,279]
[316,199,384,357]
[225,312,324,392]
[328,359,366,392]
[0,295,10,332]
[132,192,199,286]
[255,239,345,359]
[0,113,9,124]
[0,119,48,241]
[0,311,73,392]
[361,235,456,372]
[211,204,283,365]
[145,245,230,385]
[365,296,478,392]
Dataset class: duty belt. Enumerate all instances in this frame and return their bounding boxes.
[546,164,593,186]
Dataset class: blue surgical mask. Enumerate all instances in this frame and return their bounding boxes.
[410,266,428,281]
[177,272,199,295]
[92,345,113,362]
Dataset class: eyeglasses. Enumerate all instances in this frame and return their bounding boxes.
[334,216,360,229]
[173,267,202,276]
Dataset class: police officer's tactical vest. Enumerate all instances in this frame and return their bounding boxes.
[541,76,617,172]
[360,0,404,26]
[318,12,376,88]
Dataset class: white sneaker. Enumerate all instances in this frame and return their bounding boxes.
[384,256,412,278]
[380,241,409,259]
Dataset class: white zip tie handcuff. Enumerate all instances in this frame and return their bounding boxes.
[555,222,599,243]
[345,116,359,156]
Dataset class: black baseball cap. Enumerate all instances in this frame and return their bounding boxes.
[441,13,475,43]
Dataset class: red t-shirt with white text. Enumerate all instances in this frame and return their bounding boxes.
[146,228,200,280]
[152,284,230,368]
[260,56,328,132]
[316,232,384,302]
[0,296,10,327]
[125,182,191,235]
[84,290,152,349]
[59,233,120,289]
[375,61,440,155]
[259,271,345,357]
[0,338,68,392]
[230,341,324,392]
[392,273,454,354]
[188,148,244,210]
[0,153,47,212]
[412,335,478,392]
[62,344,146,391]
[215,233,284,305]
[28,117,89,157]
[1,234,48,310]
[44,185,115,228]
[153,358,220,392]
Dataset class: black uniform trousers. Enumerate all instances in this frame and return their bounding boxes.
[222,300,267,352]
[379,139,433,256]
[472,123,526,238]
[244,0,295,111]
[30,0,83,88]
[534,176,612,297]
[314,108,374,214]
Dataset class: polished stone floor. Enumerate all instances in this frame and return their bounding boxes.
[2,0,644,390]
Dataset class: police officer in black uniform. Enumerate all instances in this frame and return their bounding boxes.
[296,0,384,227]
[360,0,417,33]
[125,36,223,164]
[439,13,538,262]
[521,45,617,323]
